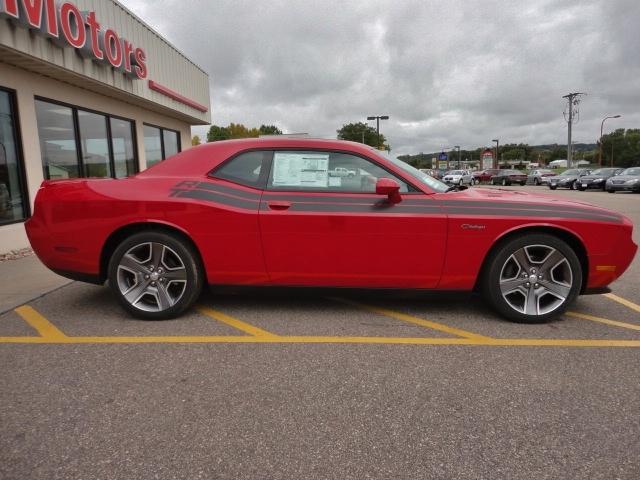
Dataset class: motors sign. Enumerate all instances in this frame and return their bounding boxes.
[0,0,148,79]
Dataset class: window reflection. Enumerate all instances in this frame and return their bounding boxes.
[163,130,179,158]
[144,125,162,168]
[0,89,27,224]
[111,118,136,178]
[78,110,111,178]
[35,100,80,179]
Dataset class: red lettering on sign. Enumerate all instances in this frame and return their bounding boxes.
[134,47,147,80]
[123,40,134,73]
[85,11,102,60]
[60,2,85,48]
[104,29,122,68]
[44,0,57,37]
[20,0,43,29]
[0,0,20,19]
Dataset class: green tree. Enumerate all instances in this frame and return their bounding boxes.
[337,122,388,149]
[191,135,201,146]
[207,125,230,142]
[600,128,640,168]
[259,125,282,135]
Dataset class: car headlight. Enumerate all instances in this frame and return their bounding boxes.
[626,179,640,184]
[593,178,603,183]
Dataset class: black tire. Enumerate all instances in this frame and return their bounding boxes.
[520,182,526,186]
[501,178,507,186]
[481,233,582,323]
[108,231,203,320]
[549,185,557,190]
[577,186,585,191]
[570,181,577,190]
[534,178,540,186]
[607,189,615,194]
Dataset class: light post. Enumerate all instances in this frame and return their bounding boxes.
[454,146,461,168]
[599,115,621,167]
[492,139,499,169]
[367,115,389,149]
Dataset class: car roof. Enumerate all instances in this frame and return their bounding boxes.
[137,138,385,178]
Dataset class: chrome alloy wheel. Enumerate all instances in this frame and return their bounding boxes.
[498,244,573,316]
[116,242,188,312]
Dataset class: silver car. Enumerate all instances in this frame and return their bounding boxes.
[443,169,474,186]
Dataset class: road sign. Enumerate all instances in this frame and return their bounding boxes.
[438,152,448,161]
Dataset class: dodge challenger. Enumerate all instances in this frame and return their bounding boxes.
[26,138,637,323]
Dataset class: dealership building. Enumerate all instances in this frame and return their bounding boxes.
[0,0,211,253]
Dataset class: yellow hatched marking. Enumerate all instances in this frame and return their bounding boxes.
[0,335,639,347]
[603,293,640,315]
[333,298,491,340]
[14,306,67,340]
[567,311,640,331]
[196,305,279,338]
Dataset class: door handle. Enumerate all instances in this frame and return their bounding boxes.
[267,201,292,211]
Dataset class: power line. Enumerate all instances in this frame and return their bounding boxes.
[562,92,586,167]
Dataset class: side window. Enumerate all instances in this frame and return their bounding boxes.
[212,151,271,188]
[267,151,409,193]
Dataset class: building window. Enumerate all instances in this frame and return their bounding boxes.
[143,124,181,168]
[0,87,29,224]
[35,98,138,180]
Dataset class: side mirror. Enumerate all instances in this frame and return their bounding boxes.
[376,178,402,204]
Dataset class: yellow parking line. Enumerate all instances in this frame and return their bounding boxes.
[196,305,279,338]
[603,293,640,315]
[0,334,640,347]
[14,306,68,340]
[333,298,492,340]
[566,311,640,331]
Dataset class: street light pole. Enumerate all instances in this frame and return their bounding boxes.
[599,115,621,167]
[492,139,499,169]
[367,115,389,150]
[454,146,461,168]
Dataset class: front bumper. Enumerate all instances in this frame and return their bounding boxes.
[607,183,640,192]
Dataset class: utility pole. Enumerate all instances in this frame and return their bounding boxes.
[562,92,586,167]
[367,115,389,149]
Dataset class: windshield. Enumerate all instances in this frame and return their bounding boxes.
[621,167,640,176]
[590,168,614,176]
[385,156,449,193]
[561,169,579,176]
[448,170,465,175]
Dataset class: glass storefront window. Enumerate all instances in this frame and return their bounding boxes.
[0,88,28,224]
[35,98,138,180]
[78,110,112,178]
[143,124,181,168]
[110,118,136,178]
[163,130,179,158]
[143,125,163,168]
[35,100,80,179]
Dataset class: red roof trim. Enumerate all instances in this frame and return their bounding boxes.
[148,80,209,113]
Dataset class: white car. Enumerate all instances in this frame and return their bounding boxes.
[329,167,356,177]
[443,169,474,186]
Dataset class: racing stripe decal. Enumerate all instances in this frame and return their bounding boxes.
[169,182,624,223]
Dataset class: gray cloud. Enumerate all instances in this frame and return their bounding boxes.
[120,0,640,155]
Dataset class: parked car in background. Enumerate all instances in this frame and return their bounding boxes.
[548,169,592,190]
[443,170,473,186]
[577,168,623,191]
[330,167,356,177]
[606,167,640,193]
[491,169,528,186]
[473,168,501,184]
[528,169,555,186]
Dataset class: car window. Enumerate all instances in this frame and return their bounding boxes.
[212,150,272,188]
[622,167,640,176]
[267,151,410,193]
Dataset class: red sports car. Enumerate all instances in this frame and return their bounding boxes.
[26,138,637,323]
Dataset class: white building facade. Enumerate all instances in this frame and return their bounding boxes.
[0,0,211,253]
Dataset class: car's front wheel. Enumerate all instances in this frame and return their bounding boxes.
[108,231,203,320]
[534,178,540,185]
[482,234,582,323]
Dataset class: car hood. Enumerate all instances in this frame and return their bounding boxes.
[550,175,577,181]
[609,175,640,182]
[581,175,608,180]
[439,187,624,219]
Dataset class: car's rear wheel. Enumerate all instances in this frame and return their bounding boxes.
[108,231,203,320]
[534,178,540,185]
[549,185,557,190]
[570,181,577,190]
[482,234,582,323]
[502,178,507,186]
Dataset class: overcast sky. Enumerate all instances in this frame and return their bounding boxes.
[120,0,639,155]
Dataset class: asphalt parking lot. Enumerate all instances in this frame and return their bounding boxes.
[1,186,639,479]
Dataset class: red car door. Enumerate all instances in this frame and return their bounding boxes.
[258,150,447,288]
